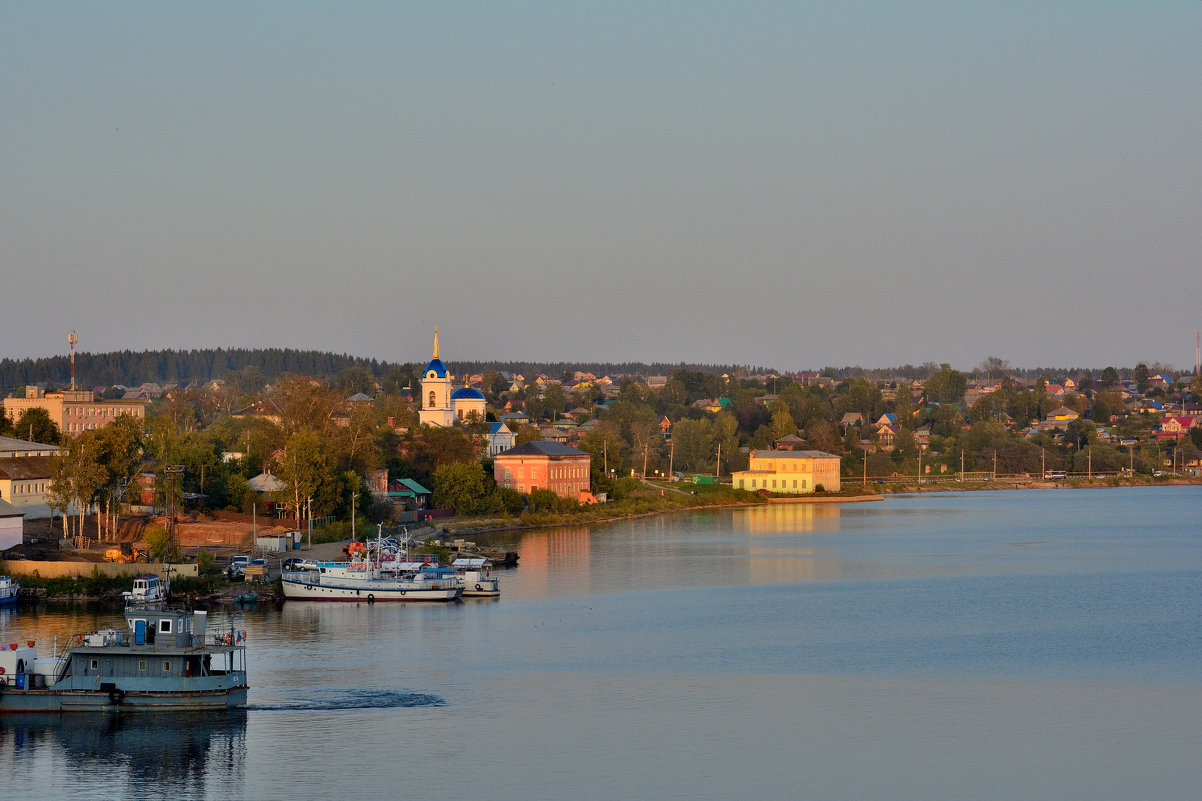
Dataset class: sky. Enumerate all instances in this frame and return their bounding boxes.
[3,3,1200,373]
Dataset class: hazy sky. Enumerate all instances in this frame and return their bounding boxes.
[4,3,1200,372]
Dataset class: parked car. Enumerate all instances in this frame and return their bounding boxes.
[225,555,252,580]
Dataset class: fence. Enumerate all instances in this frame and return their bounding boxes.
[2,562,199,580]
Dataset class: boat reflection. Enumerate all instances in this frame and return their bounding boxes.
[0,710,247,791]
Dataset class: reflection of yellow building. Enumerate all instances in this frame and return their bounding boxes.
[731,504,846,584]
[732,449,841,494]
[735,503,841,534]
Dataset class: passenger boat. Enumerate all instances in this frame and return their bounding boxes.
[280,528,462,603]
[450,557,501,598]
[0,602,248,713]
[122,574,167,606]
[0,575,19,607]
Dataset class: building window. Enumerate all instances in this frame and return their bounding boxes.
[428,391,436,408]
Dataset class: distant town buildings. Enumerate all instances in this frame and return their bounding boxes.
[3,386,147,438]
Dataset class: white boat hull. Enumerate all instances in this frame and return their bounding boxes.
[281,575,461,602]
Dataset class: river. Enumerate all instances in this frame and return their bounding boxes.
[3,486,1201,800]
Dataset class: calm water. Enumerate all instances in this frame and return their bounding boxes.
[3,487,1201,800]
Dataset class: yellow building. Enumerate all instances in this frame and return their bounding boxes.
[3,386,147,438]
[732,449,841,494]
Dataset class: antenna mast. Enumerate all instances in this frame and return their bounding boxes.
[68,330,78,390]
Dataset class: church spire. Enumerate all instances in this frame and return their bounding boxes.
[433,326,439,359]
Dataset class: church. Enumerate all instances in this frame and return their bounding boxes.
[418,328,486,427]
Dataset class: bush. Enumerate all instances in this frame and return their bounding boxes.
[195,549,215,574]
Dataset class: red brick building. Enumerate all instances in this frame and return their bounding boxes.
[493,441,591,500]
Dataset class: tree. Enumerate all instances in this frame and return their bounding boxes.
[1100,366,1120,388]
[542,383,567,421]
[333,366,375,396]
[671,418,714,473]
[1133,363,1150,394]
[805,420,842,454]
[770,404,797,441]
[276,430,338,523]
[432,461,487,513]
[924,366,967,405]
[94,414,147,538]
[1064,419,1096,450]
[14,407,61,445]
[893,387,915,426]
[50,434,109,538]
[659,379,687,407]
[1089,390,1123,424]
[979,356,1010,383]
[273,375,339,438]
[144,525,180,563]
[712,412,742,473]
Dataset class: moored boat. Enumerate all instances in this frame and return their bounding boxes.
[0,603,248,713]
[281,528,462,602]
[450,558,501,597]
[0,575,19,607]
[281,560,462,602]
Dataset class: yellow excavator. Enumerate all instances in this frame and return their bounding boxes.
[104,543,149,563]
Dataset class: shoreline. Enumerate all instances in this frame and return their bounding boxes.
[448,477,1200,540]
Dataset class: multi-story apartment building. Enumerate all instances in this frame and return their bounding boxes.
[2,386,148,438]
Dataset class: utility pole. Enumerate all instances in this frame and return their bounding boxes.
[668,439,674,480]
[1088,447,1092,479]
[351,492,358,541]
[917,446,922,490]
[642,444,648,480]
[863,446,868,487]
[993,450,997,481]
[715,441,721,478]
[164,465,183,560]
[1041,448,1046,478]
[960,450,965,482]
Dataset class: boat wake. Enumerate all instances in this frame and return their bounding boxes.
[248,688,445,712]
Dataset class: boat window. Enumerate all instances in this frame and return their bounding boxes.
[138,660,147,671]
[159,619,172,634]
[163,661,171,672]
[90,659,99,670]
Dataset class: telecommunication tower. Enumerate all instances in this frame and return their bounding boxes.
[68,330,78,390]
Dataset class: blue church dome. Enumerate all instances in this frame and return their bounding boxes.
[424,358,448,378]
[451,387,486,400]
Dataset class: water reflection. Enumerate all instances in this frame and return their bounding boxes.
[0,710,246,797]
[732,502,841,533]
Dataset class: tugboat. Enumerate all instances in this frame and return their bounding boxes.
[0,598,248,712]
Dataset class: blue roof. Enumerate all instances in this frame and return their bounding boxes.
[451,387,485,400]
[424,358,448,378]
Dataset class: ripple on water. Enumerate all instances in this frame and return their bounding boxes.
[247,687,445,712]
